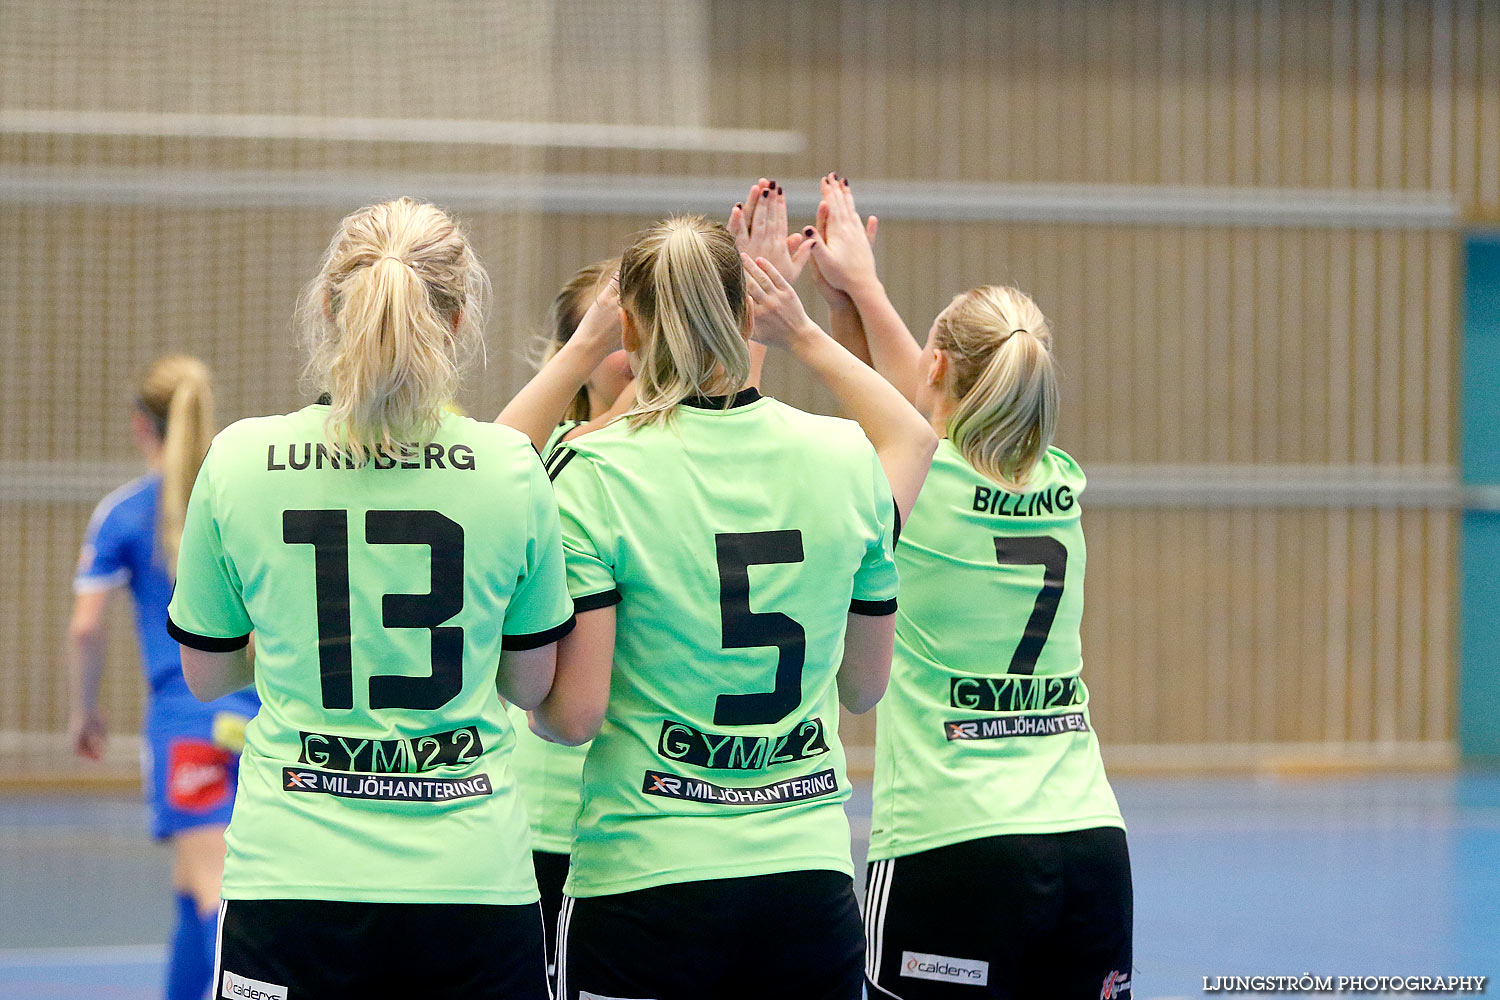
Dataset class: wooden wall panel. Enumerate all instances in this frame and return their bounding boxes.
[2,0,1493,778]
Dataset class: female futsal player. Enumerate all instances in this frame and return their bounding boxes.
[69,355,257,1000]
[512,214,935,1000]
[494,191,786,985]
[166,197,575,998]
[808,175,1133,1000]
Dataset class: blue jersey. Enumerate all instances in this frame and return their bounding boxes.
[76,474,258,714]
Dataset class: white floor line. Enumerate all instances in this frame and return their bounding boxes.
[0,944,163,968]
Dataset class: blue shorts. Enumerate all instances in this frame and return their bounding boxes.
[141,691,255,841]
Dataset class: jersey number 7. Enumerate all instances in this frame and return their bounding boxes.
[993,536,1067,675]
[283,509,464,711]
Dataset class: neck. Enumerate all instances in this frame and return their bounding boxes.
[585,384,611,420]
[928,394,958,438]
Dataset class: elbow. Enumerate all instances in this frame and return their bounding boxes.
[841,687,885,716]
[531,702,603,746]
[838,670,889,715]
[68,620,104,648]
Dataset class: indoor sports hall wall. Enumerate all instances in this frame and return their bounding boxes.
[1,0,1496,783]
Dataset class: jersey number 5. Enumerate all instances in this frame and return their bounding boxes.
[993,536,1067,675]
[283,509,464,711]
[713,530,806,727]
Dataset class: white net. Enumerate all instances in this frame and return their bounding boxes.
[0,0,746,779]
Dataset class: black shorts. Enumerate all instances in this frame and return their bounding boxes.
[557,869,865,1000]
[534,850,570,981]
[216,897,550,999]
[864,827,1133,1000]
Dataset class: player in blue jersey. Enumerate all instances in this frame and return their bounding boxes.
[69,354,259,1000]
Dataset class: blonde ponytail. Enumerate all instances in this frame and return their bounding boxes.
[137,355,215,576]
[619,216,749,428]
[299,197,489,462]
[937,286,1058,490]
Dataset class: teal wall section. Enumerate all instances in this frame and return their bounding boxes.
[1461,234,1500,763]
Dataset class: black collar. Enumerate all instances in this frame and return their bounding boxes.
[680,387,762,410]
[315,392,332,405]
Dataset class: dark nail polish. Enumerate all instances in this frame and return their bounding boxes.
[762,189,770,197]
[735,203,743,210]
[804,227,815,236]
[777,185,783,195]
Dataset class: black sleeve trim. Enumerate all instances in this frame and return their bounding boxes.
[849,597,898,617]
[891,495,903,546]
[166,617,251,652]
[502,613,577,651]
[571,589,623,613]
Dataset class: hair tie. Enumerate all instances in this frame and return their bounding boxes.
[1010,328,1027,337]
[378,256,406,266]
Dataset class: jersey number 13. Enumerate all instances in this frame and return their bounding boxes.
[283,509,464,712]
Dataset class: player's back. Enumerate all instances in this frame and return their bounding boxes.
[168,401,574,904]
[870,441,1122,859]
[550,390,900,897]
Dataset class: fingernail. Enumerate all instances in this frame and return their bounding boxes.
[804,227,815,236]
[762,189,770,197]
[842,178,849,187]
[735,203,743,210]
[776,185,783,195]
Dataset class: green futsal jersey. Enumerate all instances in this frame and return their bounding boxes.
[549,389,900,897]
[868,441,1123,861]
[505,420,591,853]
[167,403,576,904]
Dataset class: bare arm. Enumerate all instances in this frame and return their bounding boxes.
[496,643,557,711]
[530,606,614,746]
[809,174,923,401]
[67,590,112,760]
[496,277,621,452]
[743,253,937,520]
[837,611,895,714]
[179,644,255,703]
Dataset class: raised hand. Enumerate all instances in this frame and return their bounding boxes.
[809,173,880,296]
[495,269,625,451]
[742,252,819,351]
[729,178,812,284]
[574,270,622,350]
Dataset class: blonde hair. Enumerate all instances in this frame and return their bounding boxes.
[136,355,214,576]
[618,216,749,428]
[532,258,619,422]
[298,197,489,461]
[935,286,1058,490]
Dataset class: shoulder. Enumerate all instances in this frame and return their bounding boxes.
[546,415,634,464]
[87,474,157,534]
[759,399,876,457]
[1034,446,1086,493]
[449,416,538,458]
[209,411,300,453]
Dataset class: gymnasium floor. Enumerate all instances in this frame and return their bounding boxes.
[1,774,1497,999]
